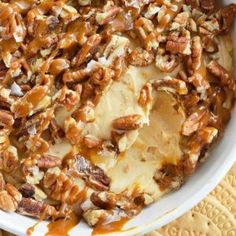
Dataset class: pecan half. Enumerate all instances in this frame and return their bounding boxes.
[112,114,142,131]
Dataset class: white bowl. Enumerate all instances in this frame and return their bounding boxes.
[0,1,235,235]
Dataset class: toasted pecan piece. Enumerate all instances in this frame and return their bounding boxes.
[152,76,188,95]
[0,173,5,191]
[207,60,236,91]
[17,198,56,219]
[182,108,211,136]
[200,0,215,12]
[138,83,153,107]
[113,114,142,131]
[0,110,14,127]
[166,30,191,55]
[0,184,22,212]
[73,34,102,67]
[74,155,110,191]
[37,155,62,169]
[127,48,154,67]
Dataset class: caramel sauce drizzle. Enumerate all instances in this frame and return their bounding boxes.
[46,213,80,236]
[92,217,129,236]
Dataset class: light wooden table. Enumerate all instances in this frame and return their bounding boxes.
[1,163,235,236]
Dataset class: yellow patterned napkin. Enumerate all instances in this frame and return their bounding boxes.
[147,163,236,236]
[1,163,235,236]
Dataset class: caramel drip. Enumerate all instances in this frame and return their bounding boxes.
[92,217,129,236]
[46,213,80,236]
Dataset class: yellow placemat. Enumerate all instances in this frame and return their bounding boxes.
[1,163,235,236]
[147,163,236,236]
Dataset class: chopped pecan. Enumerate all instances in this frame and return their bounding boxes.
[154,161,187,191]
[1,146,18,173]
[188,73,210,93]
[90,191,116,210]
[182,108,211,136]
[207,60,236,91]
[202,36,218,53]
[187,127,218,164]
[155,49,179,73]
[83,135,101,149]
[0,173,5,191]
[134,17,158,50]
[11,86,49,118]
[103,35,129,64]
[73,101,95,122]
[64,117,83,145]
[43,167,81,204]
[200,0,215,12]
[19,184,35,198]
[49,119,65,143]
[218,4,236,33]
[0,3,26,42]
[0,190,17,212]
[37,155,62,169]
[199,17,220,35]
[49,58,70,76]
[181,92,200,114]
[152,76,188,95]
[83,209,108,226]
[73,155,110,191]
[63,69,89,84]
[72,34,102,67]
[0,110,14,127]
[188,36,202,73]
[56,86,81,111]
[111,130,128,152]
[25,136,49,154]
[166,30,191,55]
[138,83,153,108]
[17,198,56,219]
[112,115,142,131]
[0,184,22,212]
[127,48,154,67]
[96,1,120,25]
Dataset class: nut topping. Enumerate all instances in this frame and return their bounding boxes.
[0,0,235,227]
[112,115,142,131]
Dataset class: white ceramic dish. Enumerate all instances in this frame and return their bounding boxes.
[0,1,235,235]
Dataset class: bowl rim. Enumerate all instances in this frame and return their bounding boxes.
[0,1,235,235]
